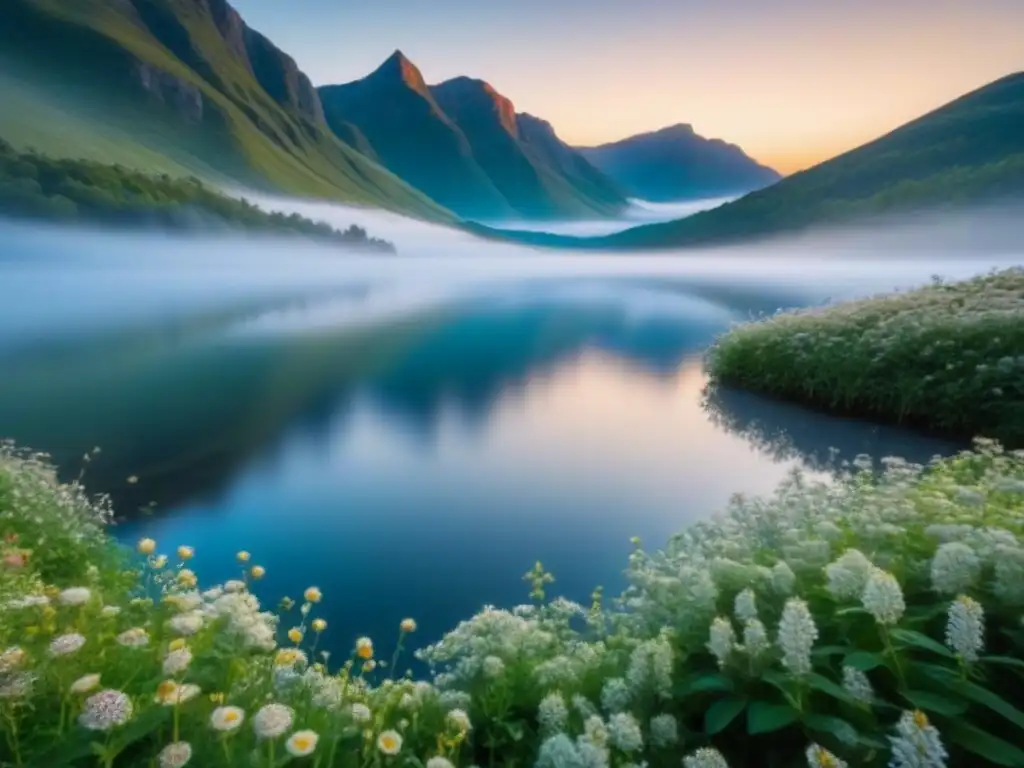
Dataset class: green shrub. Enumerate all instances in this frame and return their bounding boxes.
[1,441,1023,767]
[705,268,1024,448]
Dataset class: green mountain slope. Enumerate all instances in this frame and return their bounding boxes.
[0,0,453,222]
[475,71,1024,250]
[319,53,627,221]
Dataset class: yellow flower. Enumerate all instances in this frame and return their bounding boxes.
[275,649,304,667]
[288,628,304,645]
[362,660,376,673]
[151,555,168,569]
[356,637,373,660]
[286,730,319,757]
[250,566,265,580]
[236,551,250,562]
[177,569,197,588]
[303,586,322,603]
[377,730,402,755]
[155,680,179,704]
[168,638,187,652]
[177,546,194,561]
[400,618,417,633]
[137,538,156,555]
[312,618,327,633]
[209,692,225,705]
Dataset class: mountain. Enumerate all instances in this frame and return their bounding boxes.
[0,0,452,222]
[318,54,627,221]
[578,124,781,202]
[472,71,1024,250]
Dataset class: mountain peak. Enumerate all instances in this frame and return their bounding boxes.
[431,76,518,135]
[371,49,426,91]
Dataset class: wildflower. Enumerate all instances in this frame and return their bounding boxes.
[862,569,906,625]
[210,706,245,731]
[889,710,948,768]
[250,566,265,579]
[945,595,984,663]
[138,538,156,554]
[209,692,225,704]
[152,555,168,569]
[806,744,848,767]
[377,729,403,755]
[482,655,505,678]
[538,691,569,733]
[252,703,294,739]
[163,648,193,676]
[155,681,201,705]
[734,588,758,622]
[993,547,1024,605]
[58,587,91,606]
[101,605,121,617]
[447,708,472,732]
[583,714,609,747]
[79,690,133,731]
[6,595,48,609]
[169,612,204,636]
[777,598,818,676]
[351,702,372,723]
[275,649,307,667]
[684,747,730,768]
[312,618,327,632]
[168,638,187,652]
[177,546,194,561]
[400,617,417,633]
[177,569,197,588]
[286,730,319,756]
[236,551,250,562]
[158,741,192,768]
[127,475,138,484]
[287,627,303,644]
[825,549,875,601]
[536,734,582,768]
[0,673,33,700]
[303,586,322,604]
[771,561,797,595]
[626,635,674,697]
[842,666,873,703]
[363,660,377,673]
[427,758,456,768]
[649,713,679,747]
[743,618,771,657]
[356,637,373,659]
[116,628,151,647]
[708,616,736,668]
[224,579,246,593]
[70,673,101,694]
[0,647,26,672]
[50,633,86,656]
[608,712,643,752]
[930,543,980,595]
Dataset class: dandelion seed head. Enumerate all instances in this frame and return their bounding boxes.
[49,633,86,656]
[158,741,192,768]
[79,689,133,731]
[252,703,294,739]
[58,587,91,606]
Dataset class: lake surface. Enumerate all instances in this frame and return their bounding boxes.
[1,210,1018,659]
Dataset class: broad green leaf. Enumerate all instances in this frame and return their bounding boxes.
[902,689,968,717]
[675,673,735,698]
[747,701,800,734]
[804,714,859,745]
[835,607,871,617]
[705,696,748,735]
[812,645,851,658]
[806,672,855,703]
[889,628,955,658]
[947,721,1024,767]
[956,680,1024,729]
[983,656,1024,670]
[844,651,885,671]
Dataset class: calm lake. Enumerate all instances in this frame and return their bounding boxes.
[1,206,1019,658]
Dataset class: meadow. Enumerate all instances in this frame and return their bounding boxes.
[706,268,1024,449]
[2,433,1023,767]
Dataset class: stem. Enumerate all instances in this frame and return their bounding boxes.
[4,709,23,768]
[389,632,405,681]
[173,701,181,742]
[268,737,276,766]
[881,626,907,690]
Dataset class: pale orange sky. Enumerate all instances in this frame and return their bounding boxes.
[238,0,1024,174]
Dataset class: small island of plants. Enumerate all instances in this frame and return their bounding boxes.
[706,268,1024,449]
[0,141,395,253]
[2,437,1024,767]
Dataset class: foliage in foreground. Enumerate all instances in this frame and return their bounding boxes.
[706,268,1024,449]
[0,140,395,252]
[2,439,1024,767]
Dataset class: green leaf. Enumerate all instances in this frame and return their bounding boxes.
[804,714,859,745]
[705,696,748,735]
[811,645,850,658]
[835,607,871,617]
[889,628,955,658]
[806,672,855,703]
[956,680,1024,729]
[675,672,735,698]
[983,655,1024,670]
[947,721,1024,767]
[902,689,968,717]
[844,651,885,671]
[747,701,800,734]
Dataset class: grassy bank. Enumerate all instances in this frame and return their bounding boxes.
[706,268,1024,448]
[0,141,395,252]
[2,440,1024,766]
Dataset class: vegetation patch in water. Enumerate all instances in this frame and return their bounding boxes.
[2,440,1024,766]
[0,140,395,252]
[706,268,1024,448]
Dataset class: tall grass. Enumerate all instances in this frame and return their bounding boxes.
[706,268,1024,448]
[2,439,1024,766]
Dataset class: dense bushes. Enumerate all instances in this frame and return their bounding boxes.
[705,268,1024,448]
[0,140,395,251]
[2,439,1024,766]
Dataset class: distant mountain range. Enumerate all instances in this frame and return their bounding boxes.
[319,51,628,221]
[473,71,1024,249]
[578,124,781,202]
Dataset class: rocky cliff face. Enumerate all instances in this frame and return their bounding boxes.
[242,27,325,124]
[131,59,205,122]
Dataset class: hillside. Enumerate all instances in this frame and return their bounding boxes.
[319,53,628,221]
[578,123,781,202]
[475,71,1024,250]
[0,0,453,222]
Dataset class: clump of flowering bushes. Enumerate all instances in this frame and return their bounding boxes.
[705,268,1024,448]
[2,438,1024,766]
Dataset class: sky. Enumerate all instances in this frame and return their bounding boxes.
[233,0,1024,174]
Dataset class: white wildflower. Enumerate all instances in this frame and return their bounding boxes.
[684,747,730,768]
[101,605,121,617]
[600,677,632,713]
[70,673,101,694]
[158,741,192,768]
[538,692,568,733]
[79,689,133,731]
[862,569,906,625]
[930,543,980,595]
[708,617,736,668]
[427,758,455,768]
[58,587,91,606]
[626,635,673,697]
[252,703,294,739]
[777,598,818,676]
[482,655,505,678]
[210,706,245,731]
[573,694,598,718]
[168,612,204,636]
[536,734,582,768]
[285,730,319,757]
[155,682,201,705]
[889,710,948,768]
[0,673,33,700]
[224,580,246,593]
[771,561,796,595]
[649,713,679,747]
[993,546,1024,605]
[734,588,758,622]
[163,648,193,676]
[351,702,371,723]
[743,618,771,657]
[447,708,472,732]
[7,595,49,609]
[583,714,608,747]
[607,712,643,752]
[842,666,873,703]
[825,549,875,600]
[50,633,86,656]
[116,628,151,647]
[945,595,984,663]
[806,743,848,767]
[377,729,402,755]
